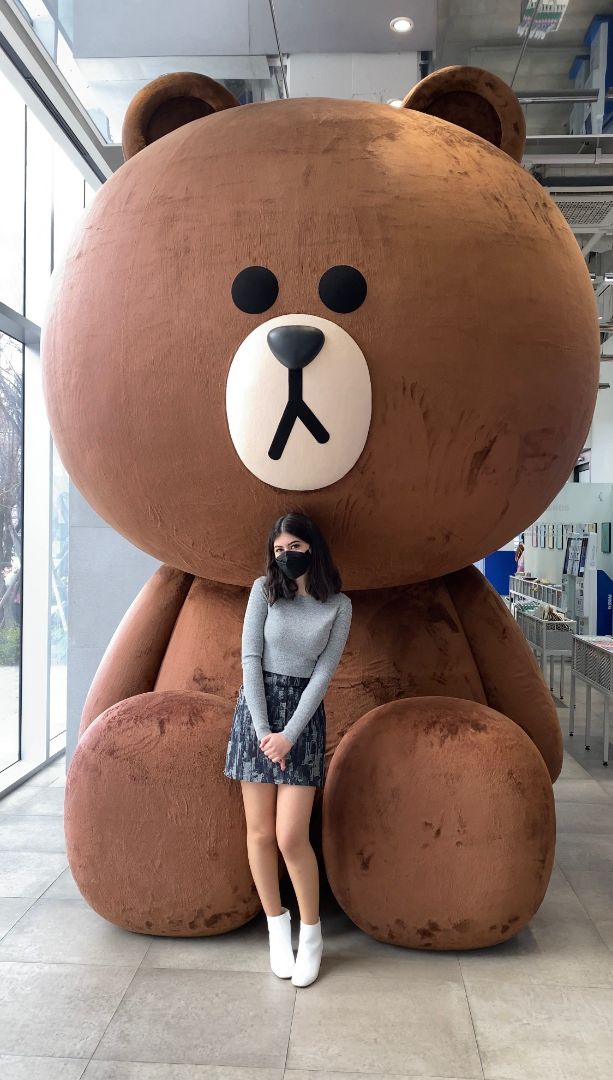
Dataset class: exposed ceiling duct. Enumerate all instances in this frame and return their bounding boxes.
[544,190,613,232]
[534,178,613,263]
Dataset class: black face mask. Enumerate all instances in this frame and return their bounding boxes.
[275,548,312,580]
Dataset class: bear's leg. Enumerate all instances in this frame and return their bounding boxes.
[65,689,276,935]
[321,695,555,951]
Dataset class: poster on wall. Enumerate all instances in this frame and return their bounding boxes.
[587,522,598,533]
[602,523,611,554]
[547,524,554,548]
[555,523,563,550]
[564,524,573,546]
[563,535,589,577]
[533,524,539,546]
[539,524,546,547]
[575,523,586,535]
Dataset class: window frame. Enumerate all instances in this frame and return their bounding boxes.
[0,10,108,794]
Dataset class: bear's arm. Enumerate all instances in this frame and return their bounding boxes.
[79,564,195,736]
[445,564,563,782]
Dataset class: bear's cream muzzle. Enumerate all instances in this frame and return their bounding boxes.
[225,313,372,492]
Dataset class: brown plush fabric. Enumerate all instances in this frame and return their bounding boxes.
[42,93,598,586]
[420,90,502,148]
[322,696,556,950]
[403,64,526,162]
[66,571,562,942]
[66,690,275,935]
[122,71,239,159]
[41,66,600,947]
[446,566,563,781]
[80,564,194,736]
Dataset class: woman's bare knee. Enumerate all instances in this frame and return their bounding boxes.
[240,780,277,841]
[275,785,315,856]
[249,825,277,844]
[276,829,310,859]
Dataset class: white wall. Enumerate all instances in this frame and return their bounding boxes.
[590,364,613,482]
[288,52,419,103]
[523,482,613,583]
[67,483,160,762]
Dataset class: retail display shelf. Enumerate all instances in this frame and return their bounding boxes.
[516,610,576,698]
[509,575,564,610]
[569,635,613,765]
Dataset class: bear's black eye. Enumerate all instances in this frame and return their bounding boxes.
[318,265,367,314]
[231,266,279,314]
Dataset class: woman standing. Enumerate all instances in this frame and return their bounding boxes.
[515,534,525,574]
[224,511,352,986]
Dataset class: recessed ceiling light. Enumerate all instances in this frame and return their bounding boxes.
[390,16,414,33]
[387,99,404,107]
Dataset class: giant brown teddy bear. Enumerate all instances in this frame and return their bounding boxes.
[41,65,599,949]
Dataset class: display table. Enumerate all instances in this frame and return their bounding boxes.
[509,575,564,612]
[569,635,613,766]
[516,611,576,699]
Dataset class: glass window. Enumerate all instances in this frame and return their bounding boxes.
[49,441,68,744]
[0,35,101,789]
[0,70,26,314]
[52,140,86,270]
[16,2,56,57]
[0,333,24,773]
[15,1,268,142]
[25,109,53,326]
[57,0,75,43]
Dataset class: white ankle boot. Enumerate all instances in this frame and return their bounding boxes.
[292,918,323,986]
[266,906,295,978]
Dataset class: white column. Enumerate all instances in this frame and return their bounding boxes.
[288,52,419,103]
[590,360,613,482]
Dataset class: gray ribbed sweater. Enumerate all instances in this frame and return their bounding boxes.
[241,575,352,745]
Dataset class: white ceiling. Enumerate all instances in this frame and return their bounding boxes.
[71,0,613,143]
[41,0,613,176]
[72,0,436,58]
[66,0,435,143]
[30,0,613,293]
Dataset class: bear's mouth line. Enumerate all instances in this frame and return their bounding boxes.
[268,367,330,461]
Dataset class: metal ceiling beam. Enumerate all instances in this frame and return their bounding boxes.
[524,155,613,165]
[523,135,613,167]
[526,135,613,145]
[518,90,613,103]
[524,136,613,165]
[582,234,608,258]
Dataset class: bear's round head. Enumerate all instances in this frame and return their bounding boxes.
[41,66,599,589]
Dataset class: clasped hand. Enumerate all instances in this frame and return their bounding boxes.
[259,732,293,770]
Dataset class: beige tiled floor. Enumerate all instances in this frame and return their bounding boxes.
[0,670,612,1080]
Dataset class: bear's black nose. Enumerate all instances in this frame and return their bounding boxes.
[267,325,325,370]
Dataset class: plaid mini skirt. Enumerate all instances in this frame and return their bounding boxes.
[223,669,326,787]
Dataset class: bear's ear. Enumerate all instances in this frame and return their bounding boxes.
[402,65,526,163]
[122,71,240,161]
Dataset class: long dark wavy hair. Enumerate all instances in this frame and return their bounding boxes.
[263,511,343,605]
